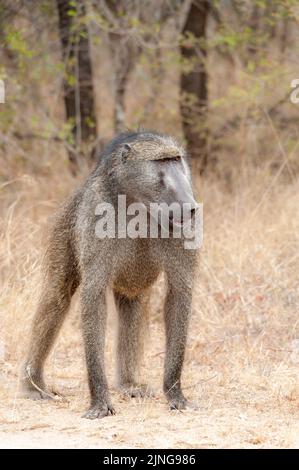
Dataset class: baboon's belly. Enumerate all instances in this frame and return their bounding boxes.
[113,260,160,298]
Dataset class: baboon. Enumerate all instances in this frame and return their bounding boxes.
[21,130,200,419]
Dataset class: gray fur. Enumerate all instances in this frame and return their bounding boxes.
[21,131,199,418]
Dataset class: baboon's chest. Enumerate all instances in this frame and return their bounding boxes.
[113,242,161,297]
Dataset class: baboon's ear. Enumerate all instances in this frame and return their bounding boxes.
[121,143,131,161]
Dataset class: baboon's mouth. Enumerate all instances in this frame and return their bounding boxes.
[145,206,193,230]
[170,217,185,227]
[148,212,186,229]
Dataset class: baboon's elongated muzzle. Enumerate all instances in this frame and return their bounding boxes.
[159,160,199,228]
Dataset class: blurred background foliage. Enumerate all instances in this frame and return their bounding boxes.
[0,0,298,181]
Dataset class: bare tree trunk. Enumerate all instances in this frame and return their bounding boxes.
[280,17,289,55]
[247,3,260,56]
[109,35,133,134]
[264,2,277,39]
[180,0,209,175]
[104,0,136,134]
[56,0,97,173]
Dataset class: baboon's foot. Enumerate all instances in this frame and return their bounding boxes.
[20,369,56,401]
[19,388,54,400]
[19,365,46,399]
[120,383,154,399]
[168,394,198,411]
[82,402,116,420]
[19,379,58,401]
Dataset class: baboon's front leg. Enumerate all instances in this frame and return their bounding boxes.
[115,292,152,398]
[163,283,193,410]
[80,276,115,419]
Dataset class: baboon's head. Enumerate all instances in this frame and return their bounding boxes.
[105,131,199,228]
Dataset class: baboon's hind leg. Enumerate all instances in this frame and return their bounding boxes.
[114,291,153,398]
[21,272,79,400]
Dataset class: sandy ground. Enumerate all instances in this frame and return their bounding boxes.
[0,395,298,449]
[0,298,298,449]
[0,366,298,449]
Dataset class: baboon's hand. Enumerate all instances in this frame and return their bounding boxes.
[82,403,116,419]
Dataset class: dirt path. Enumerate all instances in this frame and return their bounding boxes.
[0,368,298,449]
[1,293,298,449]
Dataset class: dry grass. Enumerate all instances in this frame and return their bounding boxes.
[0,144,298,448]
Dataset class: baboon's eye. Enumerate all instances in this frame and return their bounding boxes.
[159,156,181,163]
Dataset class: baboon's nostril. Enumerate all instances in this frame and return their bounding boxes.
[158,171,165,186]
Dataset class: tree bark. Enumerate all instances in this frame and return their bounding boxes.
[280,17,289,55]
[109,34,133,134]
[180,0,209,175]
[56,0,97,172]
[247,3,260,56]
[104,1,136,134]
